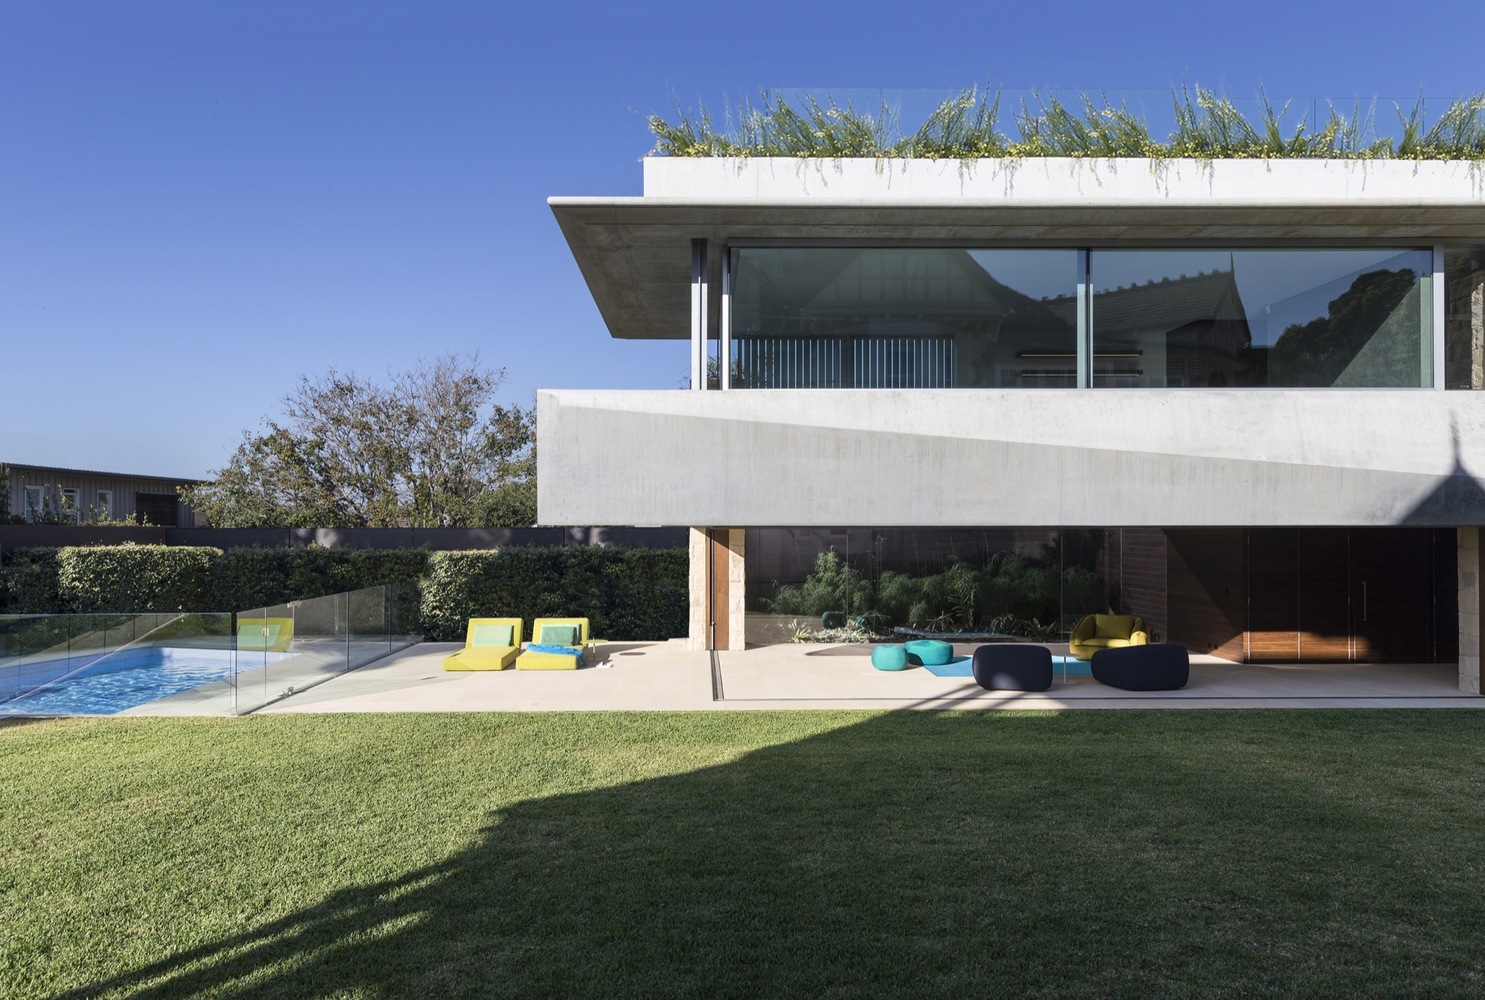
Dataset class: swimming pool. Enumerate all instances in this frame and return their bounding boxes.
[0,647,281,717]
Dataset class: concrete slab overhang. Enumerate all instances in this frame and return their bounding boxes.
[549,156,1485,340]
[537,387,1485,528]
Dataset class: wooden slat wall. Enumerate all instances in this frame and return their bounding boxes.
[1166,528,1247,661]
[1434,529,1460,663]
[1117,528,1168,641]
[1246,529,1300,661]
[1298,529,1351,662]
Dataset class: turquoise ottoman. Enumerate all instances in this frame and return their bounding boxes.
[871,644,909,671]
[905,639,954,666]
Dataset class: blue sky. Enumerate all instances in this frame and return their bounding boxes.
[2,0,1477,478]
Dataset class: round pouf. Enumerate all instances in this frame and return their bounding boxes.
[904,639,954,667]
[871,644,909,671]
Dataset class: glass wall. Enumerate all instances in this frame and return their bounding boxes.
[1445,245,1485,389]
[728,246,1436,389]
[743,527,1120,644]
[1091,249,1433,388]
[730,248,1079,388]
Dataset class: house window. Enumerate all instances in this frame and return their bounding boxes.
[23,486,43,523]
[730,247,1079,389]
[1090,248,1435,388]
[134,492,179,526]
[728,246,1436,389]
[59,488,81,524]
[96,490,113,520]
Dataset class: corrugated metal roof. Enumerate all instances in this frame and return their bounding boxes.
[2,462,205,484]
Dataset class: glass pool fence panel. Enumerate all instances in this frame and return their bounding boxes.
[234,584,420,712]
[348,584,392,669]
[232,607,273,715]
[2,613,235,716]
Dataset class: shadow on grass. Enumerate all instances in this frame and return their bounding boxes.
[61,710,1485,998]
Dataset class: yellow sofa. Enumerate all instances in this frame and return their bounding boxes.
[237,617,294,652]
[443,618,524,671]
[1068,614,1149,661]
[517,617,591,670]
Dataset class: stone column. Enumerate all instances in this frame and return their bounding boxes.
[1459,527,1481,694]
[725,529,746,651]
[688,527,709,651]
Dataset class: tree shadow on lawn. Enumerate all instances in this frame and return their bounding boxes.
[66,710,1485,998]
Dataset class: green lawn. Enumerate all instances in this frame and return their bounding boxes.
[4,710,1485,998]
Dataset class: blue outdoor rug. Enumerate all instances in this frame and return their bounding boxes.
[921,655,1091,678]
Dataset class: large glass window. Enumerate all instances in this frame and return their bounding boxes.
[728,246,1436,389]
[1090,249,1434,388]
[730,248,1078,388]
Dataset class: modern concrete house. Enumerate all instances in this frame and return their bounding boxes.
[545,156,1485,691]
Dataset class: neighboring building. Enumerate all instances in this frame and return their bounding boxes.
[545,156,1485,690]
[3,463,203,526]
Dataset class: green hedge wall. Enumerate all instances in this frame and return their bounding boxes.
[0,548,63,614]
[57,545,220,613]
[418,546,688,641]
[0,543,688,642]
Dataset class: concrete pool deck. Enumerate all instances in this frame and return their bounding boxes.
[257,640,1485,713]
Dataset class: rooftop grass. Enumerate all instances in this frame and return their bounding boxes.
[5,710,1485,997]
[649,85,1485,161]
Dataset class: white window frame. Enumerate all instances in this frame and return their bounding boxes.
[60,488,81,524]
[96,489,113,520]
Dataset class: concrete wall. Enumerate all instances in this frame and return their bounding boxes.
[643,156,1485,206]
[539,388,1485,528]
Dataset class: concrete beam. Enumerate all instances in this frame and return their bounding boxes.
[538,388,1485,528]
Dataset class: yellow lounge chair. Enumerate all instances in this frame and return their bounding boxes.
[1068,614,1149,661]
[443,618,524,671]
[517,617,591,670]
[237,617,294,652]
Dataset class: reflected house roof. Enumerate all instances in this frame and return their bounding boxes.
[1044,267,1250,345]
[746,248,1071,341]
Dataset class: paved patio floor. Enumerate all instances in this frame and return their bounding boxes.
[259,640,1484,713]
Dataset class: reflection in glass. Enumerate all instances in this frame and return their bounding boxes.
[742,527,1114,641]
[1090,249,1433,388]
[1445,245,1485,390]
[729,248,1078,388]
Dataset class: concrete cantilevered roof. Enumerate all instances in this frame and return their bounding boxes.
[549,157,1485,340]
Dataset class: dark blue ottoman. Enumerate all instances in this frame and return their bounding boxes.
[971,644,1053,692]
[1090,643,1190,691]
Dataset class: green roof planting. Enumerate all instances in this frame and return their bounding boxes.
[648,86,1485,161]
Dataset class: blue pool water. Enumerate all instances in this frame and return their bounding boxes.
[0,647,276,716]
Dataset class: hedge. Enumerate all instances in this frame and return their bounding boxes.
[0,544,688,642]
[419,547,689,641]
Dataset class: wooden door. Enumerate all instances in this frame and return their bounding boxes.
[709,530,731,651]
[1351,528,1433,663]
[1246,529,1299,661]
[1298,529,1351,662]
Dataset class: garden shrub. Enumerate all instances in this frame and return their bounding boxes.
[2,543,688,642]
[57,544,220,613]
[765,551,871,617]
[0,548,63,614]
[420,546,688,642]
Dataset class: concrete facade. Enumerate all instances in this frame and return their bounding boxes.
[547,155,1485,679]
[538,388,1485,528]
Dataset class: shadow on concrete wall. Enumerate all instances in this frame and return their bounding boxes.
[1401,419,1485,525]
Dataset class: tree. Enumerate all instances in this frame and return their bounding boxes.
[182,354,536,528]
